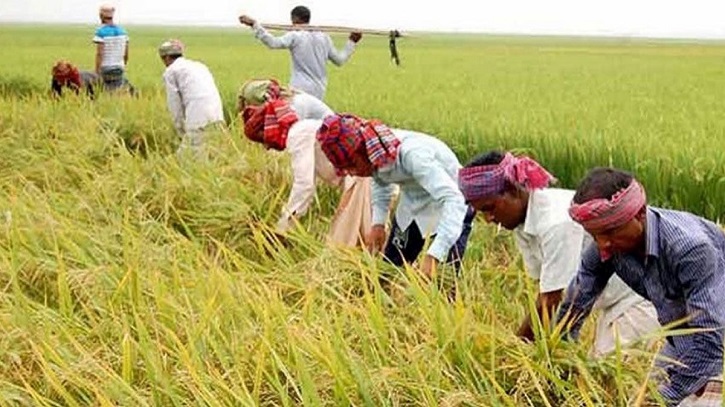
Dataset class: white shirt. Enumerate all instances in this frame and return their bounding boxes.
[289,92,334,120]
[162,57,224,134]
[514,188,649,321]
[252,23,356,100]
[276,119,348,232]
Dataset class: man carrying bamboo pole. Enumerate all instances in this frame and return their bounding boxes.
[238,5,362,101]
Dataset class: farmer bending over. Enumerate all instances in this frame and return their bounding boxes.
[557,167,725,406]
[459,151,659,356]
[159,39,225,161]
[50,60,100,99]
[239,79,371,247]
[315,113,475,281]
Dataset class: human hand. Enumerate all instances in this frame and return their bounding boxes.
[515,318,535,342]
[365,224,386,254]
[238,15,256,27]
[349,32,363,43]
[420,255,438,280]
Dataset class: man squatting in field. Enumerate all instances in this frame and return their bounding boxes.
[557,167,725,406]
[50,60,100,99]
[238,5,362,101]
[93,4,135,94]
[315,113,475,281]
[158,39,225,161]
[239,79,372,247]
[458,150,659,356]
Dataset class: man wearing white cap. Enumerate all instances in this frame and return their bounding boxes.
[93,4,133,93]
[159,39,225,161]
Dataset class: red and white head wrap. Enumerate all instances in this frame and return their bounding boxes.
[568,179,647,231]
[458,152,555,202]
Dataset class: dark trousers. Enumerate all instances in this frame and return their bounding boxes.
[382,206,475,273]
[100,66,135,95]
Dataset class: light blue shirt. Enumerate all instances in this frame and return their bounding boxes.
[371,130,468,262]
[251,23,356,100]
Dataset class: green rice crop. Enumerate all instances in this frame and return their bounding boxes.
[0,24,722,405]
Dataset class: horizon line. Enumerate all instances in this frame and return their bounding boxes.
[1,20,725,42]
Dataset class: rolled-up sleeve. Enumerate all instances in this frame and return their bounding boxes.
[539,222,586,293]
[326,35,356,66]
[401,149,467,261]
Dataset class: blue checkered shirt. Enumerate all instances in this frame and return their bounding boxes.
[557,207,725,406]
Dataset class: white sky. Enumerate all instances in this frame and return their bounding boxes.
[2,0,725,39]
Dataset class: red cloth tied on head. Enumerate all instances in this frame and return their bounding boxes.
[241,99,299,151]
[458,152,555,202]
[242,105,265,144]
[51,60,81,88]
[316,113,400,174]
[568,179,647,231]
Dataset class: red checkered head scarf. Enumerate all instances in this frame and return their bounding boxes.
[569,179,647,232]
[239,78,299,151]
[241,100,299,151]
[316,113,401,175]
[458,152,556,202]
[51,60,81,88]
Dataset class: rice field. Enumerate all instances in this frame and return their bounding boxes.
[0,24,724,406]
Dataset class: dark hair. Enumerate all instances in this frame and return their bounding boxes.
[572,167,634,204]
[464,150,505,168]
[290,6,311,23]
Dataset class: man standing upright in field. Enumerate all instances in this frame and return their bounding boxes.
[458,151,659,356]
[158,39,225,161]
[238,6,362,101]
[557,167,725,406]
[93,4,133,94]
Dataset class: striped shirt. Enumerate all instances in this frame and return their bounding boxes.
[557,207,725,405]
[93,25,128,68]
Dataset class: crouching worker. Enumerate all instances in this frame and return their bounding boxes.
[159,39,226,162]
[239,84,371,247]
[557,167,725,406]
[51,60,100,99]
[237,79,371,247]
[459,151,659,356]
[315,113,475,282]
[238,78,334,121]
